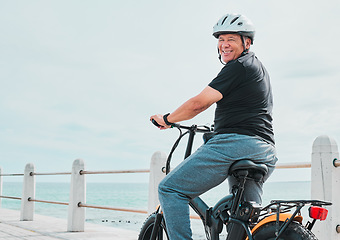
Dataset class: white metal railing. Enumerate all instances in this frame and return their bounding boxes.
[0,152,166,231]
[0,135,339,239]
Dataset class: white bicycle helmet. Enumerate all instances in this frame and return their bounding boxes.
[213,13,255,44]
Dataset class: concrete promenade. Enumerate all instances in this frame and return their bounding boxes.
[0,208,139,239]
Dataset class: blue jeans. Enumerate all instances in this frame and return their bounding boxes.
[158,133,278,240]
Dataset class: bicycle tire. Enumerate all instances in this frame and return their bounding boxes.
[138,212,169,240]
[252,221,317,240]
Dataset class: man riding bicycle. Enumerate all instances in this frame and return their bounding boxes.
[150,13,278,240]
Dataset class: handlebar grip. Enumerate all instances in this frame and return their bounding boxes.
[151,119,162,127]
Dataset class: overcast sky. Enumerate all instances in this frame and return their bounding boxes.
[0,0,339,183]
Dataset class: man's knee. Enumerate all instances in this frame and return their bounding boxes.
[158,178,168,197]
[158,177,179,199]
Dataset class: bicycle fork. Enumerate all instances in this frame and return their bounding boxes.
[150,212,163,240]
[149,205,165,240]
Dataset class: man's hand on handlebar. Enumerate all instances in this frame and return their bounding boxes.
[150,114,172,130]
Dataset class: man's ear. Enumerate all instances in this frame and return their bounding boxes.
[245,37,252,50]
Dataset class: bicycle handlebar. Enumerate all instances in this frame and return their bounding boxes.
[151,118,213,133]
[173,123,213,133]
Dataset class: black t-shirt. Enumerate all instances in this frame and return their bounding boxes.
[208,52,275,145]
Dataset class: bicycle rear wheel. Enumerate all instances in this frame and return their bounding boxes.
[138,212,169,240]
[252,221,317,240]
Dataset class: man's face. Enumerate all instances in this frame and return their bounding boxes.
[218,33,249,63]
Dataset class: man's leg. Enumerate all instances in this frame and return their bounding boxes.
[158,144,233,240]
[158,134,277,240]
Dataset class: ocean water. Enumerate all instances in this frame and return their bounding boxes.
[0,181,310,238]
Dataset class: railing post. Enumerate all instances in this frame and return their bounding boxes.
[148,151,167,214]
[67,159,86,232]
[20,163,35,221]
[311,135,340,240]
[0,166,2,207]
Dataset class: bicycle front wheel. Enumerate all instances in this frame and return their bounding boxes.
[138,212,169,240]
[252,221,317,240]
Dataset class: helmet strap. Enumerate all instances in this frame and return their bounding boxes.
[217,47,226,65]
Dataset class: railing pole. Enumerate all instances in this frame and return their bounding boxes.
[67,159,86,232]
[0,167,2,207]
[20,163,35,221]
[311,135,340,240]
[148,151,166,214]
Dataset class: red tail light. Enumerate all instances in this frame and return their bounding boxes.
[309,206,328,221]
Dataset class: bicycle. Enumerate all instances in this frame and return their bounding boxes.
[139,122,332,240]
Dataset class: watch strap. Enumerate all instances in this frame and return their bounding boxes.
[163,113,174,126]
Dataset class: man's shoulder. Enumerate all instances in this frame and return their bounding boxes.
[217,52,260,77]
[221,58,245,72]
[237,52,256,63]
[237,52,264,70]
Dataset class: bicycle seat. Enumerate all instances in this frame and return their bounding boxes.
[229,160,268,181]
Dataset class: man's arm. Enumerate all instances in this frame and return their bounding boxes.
[150,86,222,129]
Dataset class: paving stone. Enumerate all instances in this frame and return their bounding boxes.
[0,208,138,240]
